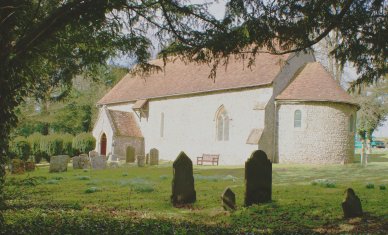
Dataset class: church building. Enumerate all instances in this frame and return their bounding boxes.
[92,51,358,165]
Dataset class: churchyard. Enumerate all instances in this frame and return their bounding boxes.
[3,151,388,234]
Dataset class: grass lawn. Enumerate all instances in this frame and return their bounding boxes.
[3,151,388,234]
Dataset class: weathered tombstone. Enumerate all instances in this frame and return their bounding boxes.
[11,159,25,174]
[146,153,150,165]
[79,154,90,169]
[25,161,35,172]
[72,156,81,169]
[221,187,236,211]
[150,148,159,166]
[342,188,363,218]
[137,155,145,167]
[171,151,196,206]
[126,146,135,163]
[90,155,107,170]
[49,155,70,173]
[89,150,98,158]
[244,150,272,206]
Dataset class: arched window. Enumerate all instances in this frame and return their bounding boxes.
[160,112,164,138]
[294,110,302,128]
[349,115,354,132]
[216,107,229,141]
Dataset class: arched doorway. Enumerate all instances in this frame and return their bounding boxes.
[100,133,107,156]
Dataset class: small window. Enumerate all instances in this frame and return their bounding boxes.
[160,112,164,138]
[294,110,302,128]
[216,107,229,141]
[349,115,354,132]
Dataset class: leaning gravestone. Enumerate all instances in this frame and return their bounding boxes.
[221,187,236,211]
[244,150,272,206]
[90,155,107,170]
[126,146,135,163]
[342,188,363,218]
[49,155,70,173]
[150,148,159,166]
[137,155,145,167]
[171,151,196,206]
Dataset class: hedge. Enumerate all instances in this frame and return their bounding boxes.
[40,134,63,161]
[10,136,31,161]
[72,132,96,155]
[61,133,75,156]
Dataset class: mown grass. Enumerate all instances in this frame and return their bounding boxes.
[4,151,388,234]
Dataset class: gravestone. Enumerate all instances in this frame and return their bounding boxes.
[89,150,98,158]
[90,155,107,170]
[146,153,150,165]
[72,156,81,169]
[49,155,70,173]
[244,150,272,206]
[126,146,135,163]
[221,187,236,211]
[342,188,363,218]
[150,148,159,165]
[11,159,25,174]
[171,151,196,206]
[137,155,145,167]
[25,161,35,172]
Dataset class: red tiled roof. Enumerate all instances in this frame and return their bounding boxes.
[276,62,357,105]
[98,54,289,105]
[108,110,143,138]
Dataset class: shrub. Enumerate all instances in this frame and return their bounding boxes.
[366,183,375,189]
[27,132,44,163]
[72,132,96,154]
[10,136,31,161]
[85,187,101,193]
[40,134,63,158]
[379,185,386,190]
[61,133,75,156]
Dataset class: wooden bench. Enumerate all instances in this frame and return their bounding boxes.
[197,154,220,166]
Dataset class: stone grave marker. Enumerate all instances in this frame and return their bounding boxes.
[221,187,236,211]
[72,156,81,169]
[342,188,363,218]
[89,150,98,158]
[90,155,107,170]
[171,151,196,206]
[137,155,145,167]
[73,155,90,169]
[244,150,272,206]
[150,148,159,166]
[11,159,25,174]
[49,155,70,173]
[126,146,135,163]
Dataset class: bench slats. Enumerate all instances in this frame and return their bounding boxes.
[197,154,219,166]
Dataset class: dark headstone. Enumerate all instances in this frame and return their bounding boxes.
[150,148,159,165]
[49,155,70,173]
[137,155,145,167]
[244,150,272,206]
[171,152,196,206]
[126,146,135,163]
[342,188,363,218]
[221,187,236,211]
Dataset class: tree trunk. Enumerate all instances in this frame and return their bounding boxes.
[361,139,367,167]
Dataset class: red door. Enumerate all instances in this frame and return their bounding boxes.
[100,133,107,156]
